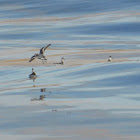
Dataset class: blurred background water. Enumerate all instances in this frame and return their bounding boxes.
[0,0,139,49]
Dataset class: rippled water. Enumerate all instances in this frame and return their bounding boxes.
[0,1,140,139]
[0,0,139,49]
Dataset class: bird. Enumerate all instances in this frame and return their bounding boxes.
[29,44,51,64]
[54,57,65,65]
[61,57,65,65]
[29,68,37,82]
[108,56,112,62]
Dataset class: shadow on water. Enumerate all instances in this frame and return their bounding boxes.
[30,95,46,101]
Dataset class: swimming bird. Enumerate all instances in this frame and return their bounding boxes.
[29,68,37,82]
[61,57,65,65]
[54,57,65,65]
[29,44,51,64]
[108,56,112,62]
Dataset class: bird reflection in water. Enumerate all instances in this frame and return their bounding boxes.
[31,95,46,101]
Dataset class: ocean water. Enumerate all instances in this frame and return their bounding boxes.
[0,0,140,140]
[1,61,140,139]
[0,0,139,49]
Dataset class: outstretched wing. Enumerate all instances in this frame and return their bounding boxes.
[40,44,51,54]
[29,54,37,62]
[44,44,51,51]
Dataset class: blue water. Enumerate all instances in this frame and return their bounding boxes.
[0,1,140,139]
[0,0,139,49]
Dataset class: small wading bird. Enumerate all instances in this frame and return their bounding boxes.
[108,56,112,62]
[54,57,65,65]
[29,44,51,64]
[29,68,37,82]
[60,57,65,65]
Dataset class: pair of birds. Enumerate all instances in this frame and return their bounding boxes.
[29,44,51,81]
[29,44,65,64]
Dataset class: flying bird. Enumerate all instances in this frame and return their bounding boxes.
[29,44,51,63]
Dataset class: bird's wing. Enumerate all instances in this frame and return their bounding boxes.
[44,44,51,51]
[29,55,36,62]
[40,44,51,54]
[40,47,44,54]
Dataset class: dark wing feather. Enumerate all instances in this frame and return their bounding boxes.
[40,47,44,54]
[40,44,51,54]
[29,55,36,62]
[44,44,51,51]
